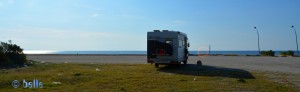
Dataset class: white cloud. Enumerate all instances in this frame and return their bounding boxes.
[91,13,100,17]
[0,0,34,7]
[26,0,35,6]
[7,0,14,4]
[0,26,147,51]
[0,27,115,50]
[14,28,112,38]
[0,0,14,7]
[121,14,143,20]
[73,3,90,8]
[73,3,101,11]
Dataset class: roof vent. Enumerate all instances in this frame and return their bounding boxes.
[162,30,169,32]
[153,30,160,32]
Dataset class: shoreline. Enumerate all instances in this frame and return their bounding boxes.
[26,54,299,57]
[23,50,299,56]
[26,54,147,56]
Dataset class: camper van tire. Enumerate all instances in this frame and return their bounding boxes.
[183,60,187,65]
[197,60,202,66]
[155,63,159,68]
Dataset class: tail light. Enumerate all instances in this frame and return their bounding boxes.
[147,59,154,63]
[157,49,166,55]
[170,61,178,64]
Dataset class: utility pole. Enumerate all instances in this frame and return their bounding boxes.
[254,27,261,55]
[291,25,299,56]
[208,45,211,56]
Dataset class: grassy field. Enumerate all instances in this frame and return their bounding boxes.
[0,62,298,92]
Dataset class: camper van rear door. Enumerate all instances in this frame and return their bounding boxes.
[147,39,173,56]
[157,49,166,55]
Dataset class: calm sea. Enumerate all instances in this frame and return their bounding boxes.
[24,51,298,55]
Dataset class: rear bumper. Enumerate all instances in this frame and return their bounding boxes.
[147,58,179,64]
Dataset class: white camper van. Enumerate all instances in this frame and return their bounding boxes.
[147,30,189,67]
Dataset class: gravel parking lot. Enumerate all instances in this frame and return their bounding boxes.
[190,56,300,75]
[27,55,300,74]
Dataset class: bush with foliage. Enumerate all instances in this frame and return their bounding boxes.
[280,50,294,57]
[260,50,275,56]
[286,50,294,56]
[280,52,287,57]
[0,41,27,67]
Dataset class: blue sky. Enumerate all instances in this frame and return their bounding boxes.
[0,0,300,51]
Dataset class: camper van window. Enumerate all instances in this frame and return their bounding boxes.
[147,40,173,56]
[166,40,172,44]
[187,40,190,47]
[179,40,183,47]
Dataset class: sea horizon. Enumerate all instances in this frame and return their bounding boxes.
[23,50,299,55]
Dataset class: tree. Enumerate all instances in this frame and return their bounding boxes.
[0,41,27,67]
[0,50,10,66]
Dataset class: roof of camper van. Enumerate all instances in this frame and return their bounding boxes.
[149,30,187,36]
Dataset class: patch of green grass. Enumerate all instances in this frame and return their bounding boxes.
[0,63,298,92]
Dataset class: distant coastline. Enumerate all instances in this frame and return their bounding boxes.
[23,51,298,56]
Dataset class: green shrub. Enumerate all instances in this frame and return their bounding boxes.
[0,41,27,67]
[261,50,275,56]
[286,50,294,56]
[280,52,287,57]
[0,51,11,66]
[280,50,294,57]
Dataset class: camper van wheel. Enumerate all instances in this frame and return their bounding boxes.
[183,61,187,65]
[197,60,202,66]
[155,63,159,68]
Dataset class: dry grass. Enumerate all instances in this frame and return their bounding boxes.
[0,62,298,92]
